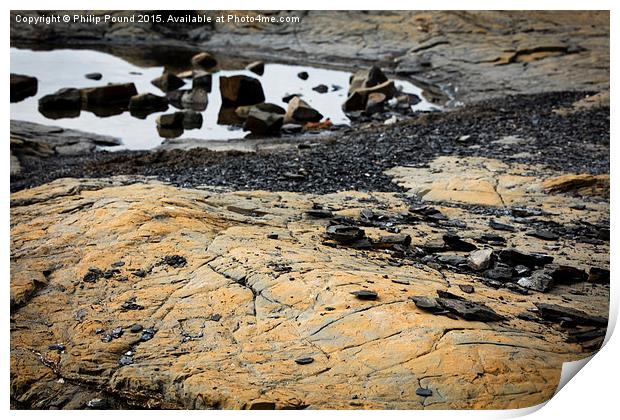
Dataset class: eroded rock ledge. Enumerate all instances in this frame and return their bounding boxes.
[10,156,609,409]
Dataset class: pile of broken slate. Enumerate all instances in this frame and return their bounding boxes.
[310,202,609,351]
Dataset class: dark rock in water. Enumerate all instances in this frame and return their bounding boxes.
[351,290,378,300]
[365,92,387,115]
[243,108,284,135]
[297,71,309,80]
[306,209,333,218]
[39,88,82,113]
[151,73,186,93]
[535,303,607,326]
[191,52,218,70]
[285,97,323,123]
[10,73,38,102]
[295,357,314,365]
[483,265,514,282]
[443,234,477,251]
[129,93,169,118]
[181,110,203,129]
[416,388,433,397]
[489,220,516,232]
[526,230,559,241]
[467,249,494,271]
[459,284,475,294]
[140,328,156,342]
[48,344,65,352]
[246,61,265,75]
[220,75,265,107]
[325,225,365,243]
[181,89,209,111]
[162,255,187,268]
[156,112,185,129]
[130,324,143,333]
[435,297,505,322]
[312,84,329,93]
[517,270,554,292]
[85,72,102,80]
[86,398,108,409]
[410,296,444,313]
[282,123,303,134]
[192,72,212,92]
[372,234,411,249]
[549,264,588,285]
[83,267,103,283]
[118,355,134,366]
[235,103,286,120]
[282,93,302,103]
[111,327,124,339]
[588,267,610,284]
[80,83,137,107]
[498,249,553,268]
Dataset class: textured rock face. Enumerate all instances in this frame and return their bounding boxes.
[10,161,609,409]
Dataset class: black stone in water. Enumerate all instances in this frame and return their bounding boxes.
[351,290,378,300]
[312,84,328,93]
[130,324,143,333]
[416,388,433,397]
[48,344,65,352]
[297,71,309,80]
[162,255,187,268]
[295,357,315,365]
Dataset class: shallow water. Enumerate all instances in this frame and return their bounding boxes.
[10,47,437,150]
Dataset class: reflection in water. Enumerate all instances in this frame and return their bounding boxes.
[10,47,438,150]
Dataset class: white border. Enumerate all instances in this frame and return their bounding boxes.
[3,1,617,418]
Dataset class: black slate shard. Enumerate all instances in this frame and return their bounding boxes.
[295,357,315,365]
[489,220,516,232]
[325,225,365,243]
[498,249,553,268]
[83,267,103,283]
[442,234,477,251]
[416,388,433,397]
[351,290,378,300]
[534,303,607,327]
[162,255,187,268]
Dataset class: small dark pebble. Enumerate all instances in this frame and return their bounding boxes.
[526,230,559,241]
[118,355,134,366]
[85,72,103,80]
[162,255,187,268]
[111,261,125,268]
[130,324,143,333]
[351,290,378,300]
[312,84,328,93]
[101,334,112,343]
[140,328,156,342]
[458,285,475,294]
[489,220,516,232]
[48,344,65,352]
[111,327,124,338]
[209,314,222,322]
[295,357,315,365]
[416,388,433,397]
[297,71,309,80]
[132,269,147,278]
[267,233,279,239]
